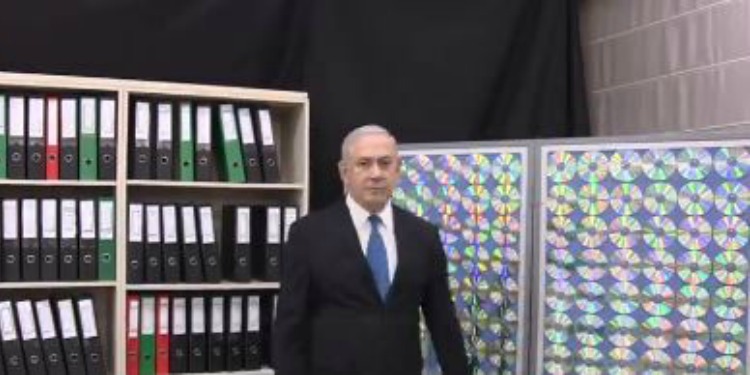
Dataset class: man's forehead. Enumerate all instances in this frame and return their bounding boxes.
[350,134,397,155]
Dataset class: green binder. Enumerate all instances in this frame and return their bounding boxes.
[179,102,195,181]
[218,104,246,183]
[79,97,98,180]
[0,95,6,179]
[97,197,115,280]
[140,295,156,375]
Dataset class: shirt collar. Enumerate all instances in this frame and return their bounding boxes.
[346,194,393,230]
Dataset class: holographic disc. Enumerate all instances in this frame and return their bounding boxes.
[676,251,711,284]
[577,216,608,248]
[575,314,605,347]
[577,183,610,215]
[609,150,642,182]
[609,347,638,375]
[460,154,492,185]
[643,216,677,249]
[640,350,671,373]
[643,250,676,283]
[460,185,491,217]
[490,216,520,246]
[677,182,714,215]
[677,217,712,251]
[675,318,709,352]
[492,185,521,215]
[491,153,522,184]
[545,280,575,312]
[676,284,710,318]
[712,321,745,355]
[544,361,572,375]
[677,147,713,180]
[546,216,575,247]
[577,151,609,182]
[577,282,606,314]
[674,353,708,374]
[609,216,642,249]
[713,216,749,251]
[576,249,608,281]
[544,312,573,344]
[544,344,571,361]
[546,248,574,280]
[642,149,677,181]
[433,155,462,184]
[714,182,750,215]
[607,315,638,347]
[547,184,576,216]
[609,248,641,282]
[641,284,674,316]
[610,183,643,215]
[713,286,747,320]
[547,151,577,183]
[714,147,750,180]
[641,317,672,349]
[713,251,748,285]
[710,356,744,373]
[609,282,640,315]
[643,183,677,215]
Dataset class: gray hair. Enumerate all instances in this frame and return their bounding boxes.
[340,124,396,162]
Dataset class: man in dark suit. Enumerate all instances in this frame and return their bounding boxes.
[274,125,469,375]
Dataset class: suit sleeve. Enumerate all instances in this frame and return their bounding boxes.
[273,221,310,375]
[421,227,470,375]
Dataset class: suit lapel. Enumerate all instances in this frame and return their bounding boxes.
[386,206,410,304]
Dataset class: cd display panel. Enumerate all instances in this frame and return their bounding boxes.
[538,142,750,374]
[394,147,529,375]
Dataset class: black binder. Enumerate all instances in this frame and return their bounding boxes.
[3,199,21,282]
[59,200,78,281]
[155,102,174,180]
[15,300,46,375]
[226,296,244,371]
[8,96,26,180]
[195,105,214,181]
[169,296,189,373]
[40,199,59,281]
[77,200,97,280]
[144,205,163,283]
[98,98,117,180]
[244,295,261,370]
[253,107,280,182]
[26,97,45,180]
[59,98,78,180]
[0,301,26,375]
[188,297,206,372]
[253,206,282,281]
[20,199,40,281]
[161,205,181,283]
[56,300,85,375]
[223,206,252,281]
[180,206,203,283]
[198,206,220,282]
[33,300,66,375]
[236,107,263,182]
[131,101,152,179]
[75,298,106,375]
[207,296,225,372]
[127,204,144,284]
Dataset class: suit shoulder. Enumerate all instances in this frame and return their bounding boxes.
[287,203,344,233]
[393,205,440,235]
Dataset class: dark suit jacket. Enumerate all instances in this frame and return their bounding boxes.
[273,200,469,375]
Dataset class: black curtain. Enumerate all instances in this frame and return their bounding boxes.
[0,0,589,209]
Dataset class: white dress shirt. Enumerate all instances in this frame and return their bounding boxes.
[346,195,399,282]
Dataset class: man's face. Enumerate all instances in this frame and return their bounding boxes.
[339,133,401,213]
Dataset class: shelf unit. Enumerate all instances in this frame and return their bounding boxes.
[0,71,309,375]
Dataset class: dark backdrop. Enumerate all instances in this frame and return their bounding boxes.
[0,0,589,209]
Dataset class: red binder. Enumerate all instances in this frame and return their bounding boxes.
[156,294,170,375]
[45,97,60,179]
[127,295,141,375]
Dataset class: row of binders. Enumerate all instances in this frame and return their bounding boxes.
[0,95,117,180]
[0,198,115,282]
[127,293,276,375]
[129,100,280,183]
[128,204,298,284]
[0,297,106,375]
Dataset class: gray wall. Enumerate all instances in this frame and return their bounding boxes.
[580,0,750,135]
